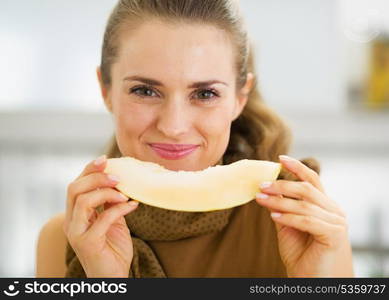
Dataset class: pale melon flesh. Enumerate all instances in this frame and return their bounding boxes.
[103,156,281,212]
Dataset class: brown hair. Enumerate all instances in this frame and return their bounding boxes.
[99,0,320,180]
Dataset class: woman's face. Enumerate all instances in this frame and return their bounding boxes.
[97,20,253,171]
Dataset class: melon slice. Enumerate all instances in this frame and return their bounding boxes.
[103,156,281,212]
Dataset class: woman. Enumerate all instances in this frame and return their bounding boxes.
[36,0,354,278]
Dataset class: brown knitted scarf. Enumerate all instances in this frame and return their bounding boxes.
[65,204,234,278]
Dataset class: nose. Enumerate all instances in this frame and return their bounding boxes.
[156,98,191,138]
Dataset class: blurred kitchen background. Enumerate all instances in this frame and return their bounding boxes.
[0,0,388,277]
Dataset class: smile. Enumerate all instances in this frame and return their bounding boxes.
[149,144,199,160]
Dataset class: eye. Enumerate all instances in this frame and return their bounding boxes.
[193,88,220,102]
[129,85,158,98]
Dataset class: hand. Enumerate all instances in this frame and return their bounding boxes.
[63,155,139,277]
[255,155,354,277]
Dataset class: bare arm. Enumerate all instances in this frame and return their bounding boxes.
[35,212,67,277]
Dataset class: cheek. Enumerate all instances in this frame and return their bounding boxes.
[114,103,154,136]
[196,106,232,138]
[110,83,152,132]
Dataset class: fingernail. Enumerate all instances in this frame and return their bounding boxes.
[256,192,269,199]
[119,193,128,200]
[94,155,106,166]
[108,174,120,182]
[279,155,294,162]
[271,212,282,218]
[129,201,139,206]
[260,181,272,189]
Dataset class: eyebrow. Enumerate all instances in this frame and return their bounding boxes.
[123,75,228,88]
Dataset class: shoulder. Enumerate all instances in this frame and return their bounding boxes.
[36,212,67,277]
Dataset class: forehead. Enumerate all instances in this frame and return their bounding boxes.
[115,20,235,83]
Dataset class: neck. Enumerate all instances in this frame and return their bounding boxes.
[214,157,224,166]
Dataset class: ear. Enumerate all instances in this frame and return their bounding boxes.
[232,72,254,121]
[96,66,113,113]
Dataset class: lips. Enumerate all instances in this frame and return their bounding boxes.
[149,143,199,151]
[149,143,199,160]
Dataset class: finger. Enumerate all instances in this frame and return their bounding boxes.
[260,180,324,207]
[76,155,107,180]
[66,172,121,228]
[270,212,346,248]
[70,188,129,236]
[268,194,286,233]
[87,201,139,239]
[266,206,287,233]
[278,155,325,194]
[259,180,343,217]
[65,155,108,231]
[104,202,131,227]
[256,193,346,226]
